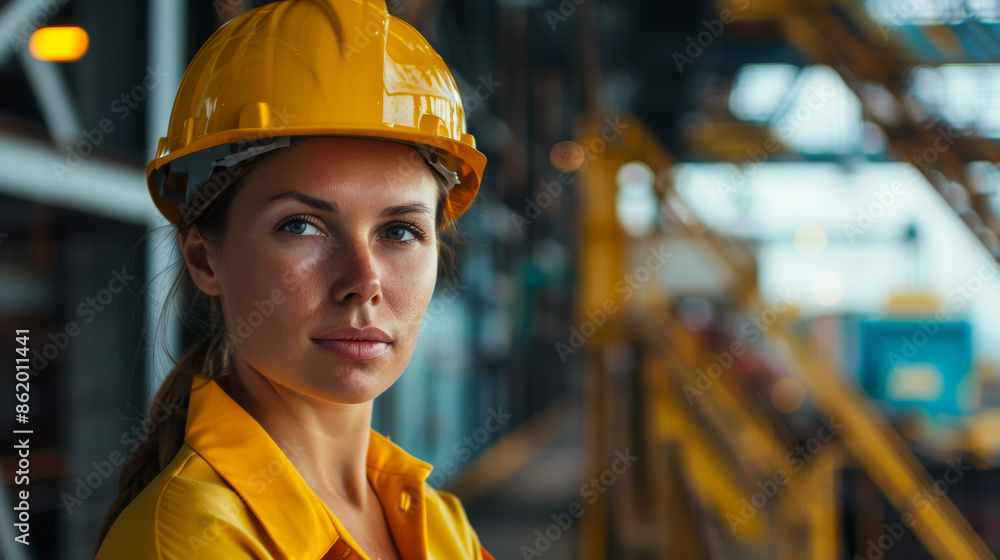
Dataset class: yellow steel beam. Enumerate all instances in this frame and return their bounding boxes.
[643,352,772,542]
[807,444,842,560]
[645,310,795,478]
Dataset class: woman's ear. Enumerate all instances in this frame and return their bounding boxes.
[179,228,223,296]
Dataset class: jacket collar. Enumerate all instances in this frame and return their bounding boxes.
[184,374,434,559]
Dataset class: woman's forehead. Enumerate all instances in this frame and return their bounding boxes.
[238,138,440,209]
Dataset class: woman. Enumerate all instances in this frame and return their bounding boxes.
[93,1,491,558]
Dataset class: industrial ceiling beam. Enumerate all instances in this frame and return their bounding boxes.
[0,130,153,224]
[0,0,53,69]
[17,48,82,146]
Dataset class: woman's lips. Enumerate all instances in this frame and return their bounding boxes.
[311,339,391,360]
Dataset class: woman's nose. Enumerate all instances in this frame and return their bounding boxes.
[329,237,383,305]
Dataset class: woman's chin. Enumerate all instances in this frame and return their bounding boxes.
[292,368,398,404]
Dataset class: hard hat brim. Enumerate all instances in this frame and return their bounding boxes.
[147,127,486,226]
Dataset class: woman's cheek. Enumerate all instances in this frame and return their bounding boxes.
[225,250,297,340]
[398,266,438,327]
[273,246,326,294]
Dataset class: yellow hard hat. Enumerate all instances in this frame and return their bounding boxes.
[147,0,487,226]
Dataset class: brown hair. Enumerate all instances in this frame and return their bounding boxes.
[93,144,461,555]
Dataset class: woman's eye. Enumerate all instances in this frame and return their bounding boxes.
[280,219,322,236]
[385,225,415,242]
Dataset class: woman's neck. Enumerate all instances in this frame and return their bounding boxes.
[219,359,375,509]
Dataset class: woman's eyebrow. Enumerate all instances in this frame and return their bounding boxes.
[381,202,432,217]
[265,191,431,218]
[266,191,336,212]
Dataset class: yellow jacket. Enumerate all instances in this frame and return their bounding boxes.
[95,375,494,560]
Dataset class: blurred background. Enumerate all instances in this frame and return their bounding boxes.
[2,0,1000,558]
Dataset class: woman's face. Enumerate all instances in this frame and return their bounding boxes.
[192,137,441,404]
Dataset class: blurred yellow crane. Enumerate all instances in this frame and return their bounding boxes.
[573,111,995,559]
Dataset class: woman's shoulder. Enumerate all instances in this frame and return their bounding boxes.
[95,442,279,559]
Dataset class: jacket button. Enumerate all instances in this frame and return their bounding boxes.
[399,488,412,512]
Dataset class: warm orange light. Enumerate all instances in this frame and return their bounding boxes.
[771,378,806,413]
[550,141,585,172]
[29,26,89,62]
